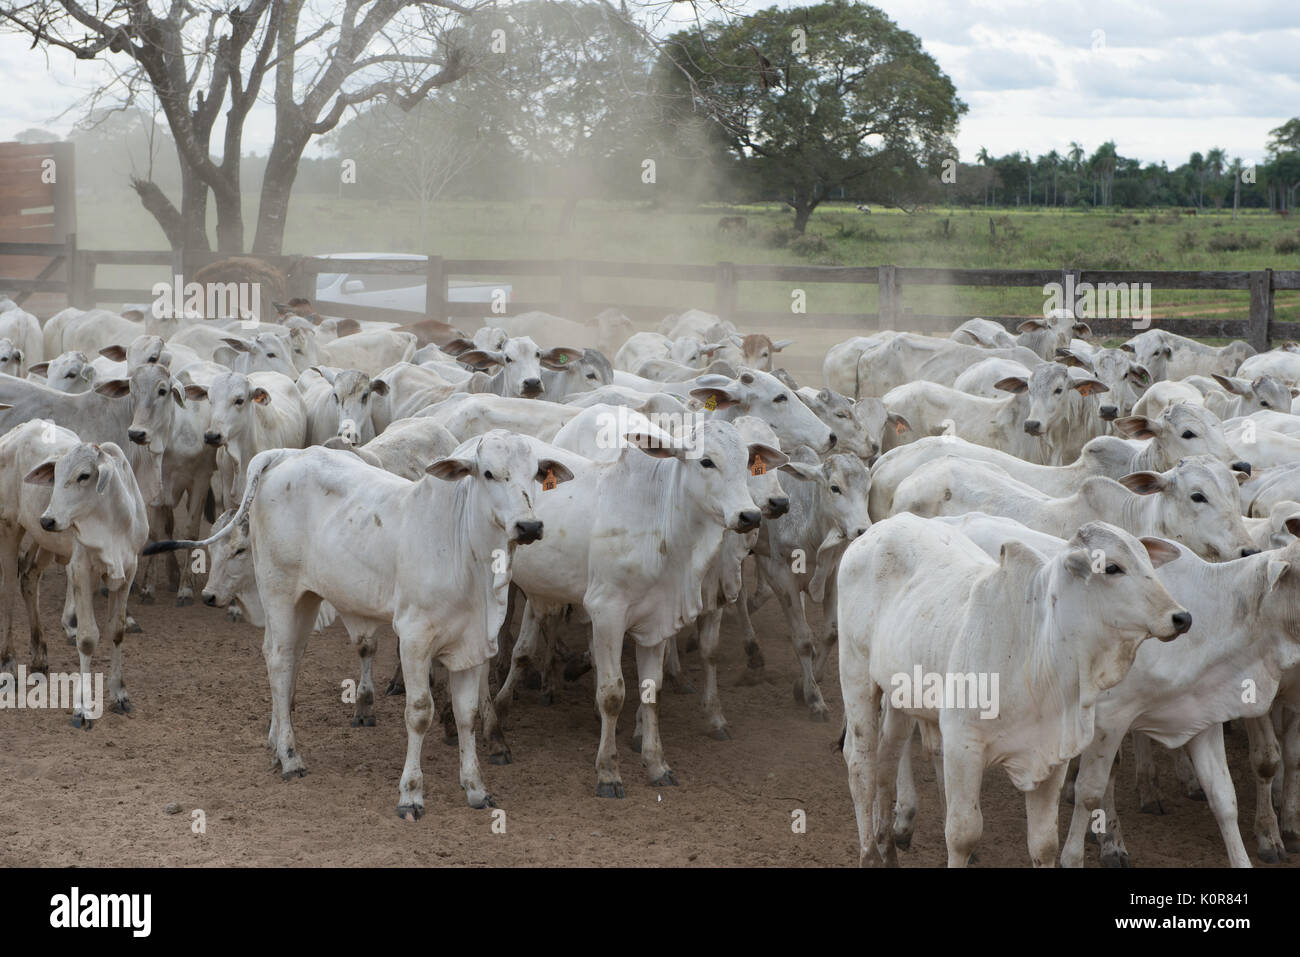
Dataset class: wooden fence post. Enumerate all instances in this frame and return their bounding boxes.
[877,264,899,330]
[1248,268,1272,352]
[714,261,737,322]
[425,255,447,324]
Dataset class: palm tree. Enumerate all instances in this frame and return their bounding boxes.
[1206,147,1227,210]
[1068,142,1085,206]
[1045,149,1061,206]
[976,147,991,205]
[1230,156,1243,219]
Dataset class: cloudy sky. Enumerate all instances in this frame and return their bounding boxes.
[0,0,1296,167]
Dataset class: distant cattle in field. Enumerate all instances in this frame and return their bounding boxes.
[717,216,748,232]
[856,204,871,213]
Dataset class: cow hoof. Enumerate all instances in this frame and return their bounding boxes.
[280,766,306,780]
[708,725,731,741]
[110,698,131,715]
[630,733,642,754]
[595,781,625,799]
[384,676,405,697]
[792,679,805,704]
[64,633,76,645]
[126,618,142,634]
[397,804,423,822]
[176,595,192,608]
[135,591,153,604]
[226,607,243,624]
[489,751,512,766]
[1139,800,1166,816]
[1282,832,1300,854]
[524,671,542,691]
[650,770,679,787]
[1186,788,1206,802]
[809,706,830,723]
[1085,829,1098,845]
[468,792,495,810]
[1101,849,1131,869]
[30,663,49,677]
[72,714,94,730]
[540,691,553,706]
[351,715,376,728]
[893,833,912,851]
[1257,845,1282,864]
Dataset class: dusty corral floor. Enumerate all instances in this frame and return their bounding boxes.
[0,564,1294,868]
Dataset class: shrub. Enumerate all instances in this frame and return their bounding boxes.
[1274,232,1300,255]
[789,234,830,257]
[1206,232,1264,252]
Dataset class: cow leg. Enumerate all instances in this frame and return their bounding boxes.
[351,630,378,727]
[492,602,543,722]
[663,633,695,695]
[1280,706,1300,853]
[1173,745,1206,800]
[736,566,766,682]
[448,662,493,810]
[919,720,947,820]
[1063,729,1124,868]
[175,486,207,606]
[1098,768,1131,867]
[696,608,729,740]
[590,610,628,798]
[893,722,919,850]
[811,576,839,683]
[430,661,455,745]
[0,529,22,675]
[842,672,884,866]
[1132,732,1166,814]
[477,663,511,766]
[1244,715,1287,862]
[634,640,676,787]
[772,575,828,721]
[263,596,318,778]
[104,582,131,713]
[68,549,100,729]
[871,705,909,867]
[59,560,77,643]
[1024,762,1069,868]
[941,728,985,867]
[18,546,53,675]
[395,624,437,821]
[1186,723,1254,867]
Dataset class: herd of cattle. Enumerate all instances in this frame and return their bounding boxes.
[2,291,1299,868]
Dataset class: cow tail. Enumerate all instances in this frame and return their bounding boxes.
[141,447,290,556]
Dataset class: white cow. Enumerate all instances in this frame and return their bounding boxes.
[297,367,387,447]
[838,513,1188,866]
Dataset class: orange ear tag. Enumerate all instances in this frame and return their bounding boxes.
[542,468,557,491]
[750,455,766,476]
[704,394,718,411]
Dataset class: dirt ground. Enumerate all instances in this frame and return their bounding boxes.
[1,563,1295,869]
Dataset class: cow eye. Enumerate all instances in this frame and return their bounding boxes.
[586,372,598,380]
[234,547,247,556]
[1191,492,1207,503]
[535,352,541,359]
[1054,388,1063,394]
[484,470,494,480]
[158,388,166,396]
[1181,430,1195,439]
[1261,401,1270,408]
[835,410,849,418]
[773,394,788,403]
[830,484,842,494]
[701,458,716,469]
[504,356,513,364]
[77,472,90,483]
[1105,563,1123,575]
[234,398,244,406]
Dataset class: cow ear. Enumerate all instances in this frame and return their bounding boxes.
[1118,471,1166,495]
[94,379,131,398]
[1054,348,1086,369]
[689,386,741,410]
[1212,373,1248,395]
[1114,415,1158,440]
[425,456,474,481]
[213,345,239,367]
[183,384,208,401]
[312,366,338,384]
[1119,342,1136,353]
[624,430,681,459]
[457,349,502,370]
[886,412,911,436]
[249,388,271,405]
[779,460,822,481]
[1163,346,1173,359]
[220,337,251,352]
[1001,539,1046,572]
[1017,319,1047,333]
[1073,378,1109,397]
[748,442,789,471]
[540,347,583,370]
[99,344,127,361]
[728,333,744,346]
[535,459,575,485]
[772,339,793,351]
[1139,537,1180,568]
[1268,559,1290,592]
[170,385,185,407]
[27,361,49,376]
[1062,547,1093,579]
[1291,387,1300,399]
[96,463,111,493]
[1284,514,1300,538]
[1072,322,1092,337]
[1128,364,1151,386]
[994,376,1028,395]
[369,377,389,396]
[441,338,475,357]
[23,461,56,486]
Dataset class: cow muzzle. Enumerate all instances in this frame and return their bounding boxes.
[204,431,224,446]
[765,496,789,518]
[514,520,544,544]
[128,428,148,445]
[39,514,60,532]
[1023,420,1043,436]
[1161,610,1193,641]
[520,379,544,397]
[733,509,761,533]
[1232,461,1252,476]
[202,591,218,607]
[1099,405,1118,421]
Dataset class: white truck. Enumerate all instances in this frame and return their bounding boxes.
[314,253,511,313]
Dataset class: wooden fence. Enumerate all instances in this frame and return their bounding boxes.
[3,239,1300,352]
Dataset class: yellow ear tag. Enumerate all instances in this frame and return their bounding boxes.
[750,454,766,476]
[542,468,557,491]
[704,394,718,411]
